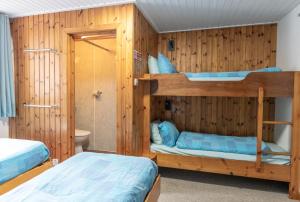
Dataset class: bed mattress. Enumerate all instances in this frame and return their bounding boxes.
[151,143,290,165]
[184,67,281,81]
[0,152,158,202]
[176,131,269,155]
[0,138,49,184]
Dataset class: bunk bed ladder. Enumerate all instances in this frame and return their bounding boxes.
[256,87,264,171]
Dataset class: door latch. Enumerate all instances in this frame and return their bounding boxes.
[93,90,102,98]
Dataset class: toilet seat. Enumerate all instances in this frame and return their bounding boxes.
[75,129,90,137]
[75,129,90,153]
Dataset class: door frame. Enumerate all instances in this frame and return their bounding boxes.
[63,24,122,156]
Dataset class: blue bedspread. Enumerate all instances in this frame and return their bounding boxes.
[184,67,281,80]
[176,131,269,155]
[0,138,49,184]
[0,152,158,202]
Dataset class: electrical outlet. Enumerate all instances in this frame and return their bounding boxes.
[167,39,175,51]
[134,78,139,86]
[52,159,59,166]
[165,100,172,110]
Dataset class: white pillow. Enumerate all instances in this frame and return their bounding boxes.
[151,121,162,144]
[148,55,159,74]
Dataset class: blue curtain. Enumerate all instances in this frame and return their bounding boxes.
[0,14,15,117]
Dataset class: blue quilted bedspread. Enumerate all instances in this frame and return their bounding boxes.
[185,67,281,79]
[0,138,49,184]
[176,131,269,155]
[0,152,158,202]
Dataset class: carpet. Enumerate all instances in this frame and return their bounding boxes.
[158,167,292,202]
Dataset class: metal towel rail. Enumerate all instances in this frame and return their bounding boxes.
[23,48,58,53]
[23,104,59,109]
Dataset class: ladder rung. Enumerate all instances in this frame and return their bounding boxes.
[263,121,292,125]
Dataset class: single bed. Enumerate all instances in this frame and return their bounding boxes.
[0,138,50,194]
[0,152,160,202]
[0,138,50,184]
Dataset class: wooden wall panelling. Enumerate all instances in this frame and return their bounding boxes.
[67,19,75,157]
[125,5,134,155]
[10,4,143,160]
[60,12,68,160]
[28,16,34,142]
[49,13,56,158]
[43,14,50,150]
[33,15,39,143]
[133,5,158,155]
[155,24,277,139]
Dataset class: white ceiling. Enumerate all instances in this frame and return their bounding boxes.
[0,0,134,17]
[136,0,300,32]
[1,0,300,33]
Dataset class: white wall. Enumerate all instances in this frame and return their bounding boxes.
[0,118,9,138]
[275,4,300,151]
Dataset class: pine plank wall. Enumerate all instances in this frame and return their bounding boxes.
[153,24,277,140]
[133,8,158,155]
[9,4,158,160]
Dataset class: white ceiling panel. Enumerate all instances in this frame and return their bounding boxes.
[0,0,134,17]
[136,0,300,32]
[1,0,300,33]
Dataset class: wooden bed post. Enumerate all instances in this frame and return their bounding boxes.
[289,72,300,200]
[143,80,151,155]
[256,87,264,171]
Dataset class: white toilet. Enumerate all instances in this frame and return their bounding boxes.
[75,129,90,153]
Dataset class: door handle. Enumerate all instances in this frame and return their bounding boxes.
[93,90,102,98]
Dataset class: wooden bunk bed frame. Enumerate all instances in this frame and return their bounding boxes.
[140,71,300,200]
[0,160,52,195]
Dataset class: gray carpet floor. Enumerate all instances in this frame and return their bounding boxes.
[158,168,293,202]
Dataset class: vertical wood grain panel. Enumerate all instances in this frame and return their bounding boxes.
[155,24,277,139]
[133,5,158,155]
[10,4,142,160]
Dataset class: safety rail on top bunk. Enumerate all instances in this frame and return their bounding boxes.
[138,72,295,97]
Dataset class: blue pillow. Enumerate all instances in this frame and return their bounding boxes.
[157,53,177,73]
[148,55,159,74]
[158,121,179,147]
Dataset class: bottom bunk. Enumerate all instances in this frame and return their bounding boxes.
[146,120,291,183]
[151,142,290,165]
[151,152,290,182]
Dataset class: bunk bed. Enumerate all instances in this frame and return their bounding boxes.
[139,71,300,200]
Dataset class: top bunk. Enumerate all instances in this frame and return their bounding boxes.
[139,69,298,97]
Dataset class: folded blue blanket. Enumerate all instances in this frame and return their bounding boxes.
[185,67,281,79]
[176,131,269,155]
